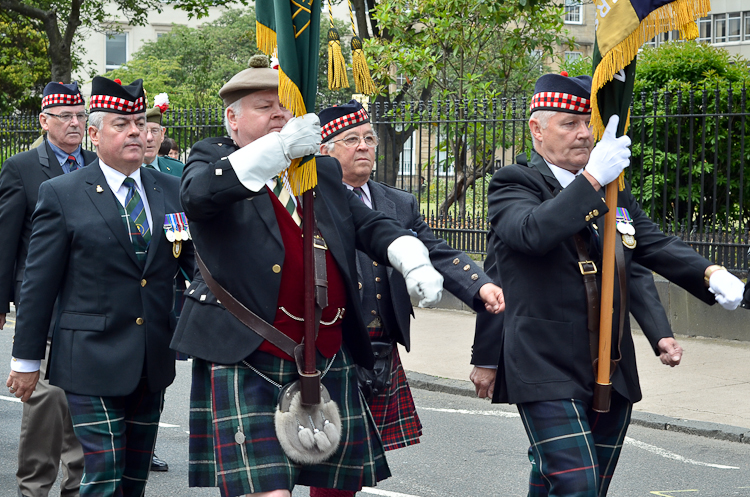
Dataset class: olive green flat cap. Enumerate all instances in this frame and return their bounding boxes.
[219,54,279,106]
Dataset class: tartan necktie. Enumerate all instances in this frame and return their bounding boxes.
[66,155,79,172]
[272,176,301,226]
[122,178,151,261]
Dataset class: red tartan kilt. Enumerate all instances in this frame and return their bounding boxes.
[367,324,422,451]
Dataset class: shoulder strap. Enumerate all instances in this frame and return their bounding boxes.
[195,250,298,357]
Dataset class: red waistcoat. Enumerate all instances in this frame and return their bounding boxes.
[257,188,347,361]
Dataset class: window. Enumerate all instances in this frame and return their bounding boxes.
[564,0,582,24]
[643,36,657,49]
[745,12,750,40]
[105,33,127,70]
[398,135,414,176]
[728,12,741,42]
[714,14,727,43]
[565,51,582,62]
[698,17,711,42]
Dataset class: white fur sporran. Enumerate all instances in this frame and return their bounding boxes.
[274,380,342,465]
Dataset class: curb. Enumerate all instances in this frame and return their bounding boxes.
[405,370,750,444]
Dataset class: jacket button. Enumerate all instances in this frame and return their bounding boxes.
[463,264,470,271]
[371,310,377,315]
[471,274,479,281]
[585,214,591,222]
[453,258,460,265]
[375,277,381,282]
[592,209,599,216]
[272,264,281,273]
[376,294,382,299]
[373,261,378,266]
[358,282,362,289]
[136,317,144,325]
[141,279,147,287]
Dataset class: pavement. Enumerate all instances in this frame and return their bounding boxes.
[402,307,750,444]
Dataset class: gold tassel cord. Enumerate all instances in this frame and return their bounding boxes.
[351,36,377,95]
[347,0,377,95]
[590,0,711,139]
[256,21,277,56]
[328,28,350,90]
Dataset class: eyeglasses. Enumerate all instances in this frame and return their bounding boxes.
[330,134,379,148]
[146,126,163,136]
[44,112,88,123]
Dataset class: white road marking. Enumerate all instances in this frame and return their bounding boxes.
[418,406,520,418]
[361,488,422,497]
[0,394,21,403]
[625,437,739,469]
[158,422,179,428]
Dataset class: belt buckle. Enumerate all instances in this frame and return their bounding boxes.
[578,260,597,275]
[313,236,328,250]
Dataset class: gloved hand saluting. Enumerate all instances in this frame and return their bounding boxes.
[707,266,745,310]
[387,236,443,307]
[229,113,321,191]
[584,115,632,188]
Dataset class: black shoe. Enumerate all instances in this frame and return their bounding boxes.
[151,454,169,472]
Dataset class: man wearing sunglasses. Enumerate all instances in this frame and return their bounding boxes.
[0,81,95,497]
[312,100,504,497]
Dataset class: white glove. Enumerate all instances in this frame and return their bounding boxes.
[584,115,632,187]
[387,235,444,307]
[228,113,321,192]
[708,269,745,310]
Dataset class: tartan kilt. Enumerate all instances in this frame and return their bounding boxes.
[367,323,423,451]
[189,347,391,497]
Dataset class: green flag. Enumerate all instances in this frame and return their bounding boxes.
[255,0,322,194]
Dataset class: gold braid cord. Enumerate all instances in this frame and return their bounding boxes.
[327,0,349,90]
[348,0,377,94]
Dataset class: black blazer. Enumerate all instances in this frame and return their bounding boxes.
[0,139,97,312]
[363,180,491,351]
[170,138,410,369]
[486,150,715,405]
[11,163,195,396]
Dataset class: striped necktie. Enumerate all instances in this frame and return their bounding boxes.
[66,155,79,172]
[352,187,367,204]
[122,178,151,261]
[272,176,301,226]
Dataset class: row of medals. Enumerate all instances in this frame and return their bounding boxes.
[165,226,191,242]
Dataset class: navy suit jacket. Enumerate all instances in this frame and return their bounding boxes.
[362,180,491,351]
[485,150,715,405]
[171,138,411,369]
[11,163,195,396]
[0,139,97,312]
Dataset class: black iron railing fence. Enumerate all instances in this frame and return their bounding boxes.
[2,87,749,269]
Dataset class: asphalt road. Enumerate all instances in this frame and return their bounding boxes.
[2,320,750,497]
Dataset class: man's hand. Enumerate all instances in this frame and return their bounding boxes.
[6,370,40,403]
[657,337,683,367]
[0,313,5,330]
[583,115,631,190]
[478,283,504,314]
[470,366,496,399]
[387,236,443,307]
[278,113,321,161]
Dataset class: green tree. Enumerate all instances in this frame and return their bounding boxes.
[357,0,570,216]
[628,41,750,235]
[105,9,353,109]
[0,0,246,83]
[0,12,50,113]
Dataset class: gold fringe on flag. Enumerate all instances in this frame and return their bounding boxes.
[278,67,317,194]
[256,21,277,56]
[590,0,710,140]
[328,28,350,90]
[351,36,377,95]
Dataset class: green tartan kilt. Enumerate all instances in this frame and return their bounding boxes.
[189,347,391,497]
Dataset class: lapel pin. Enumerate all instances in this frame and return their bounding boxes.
[96,185,104,193]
